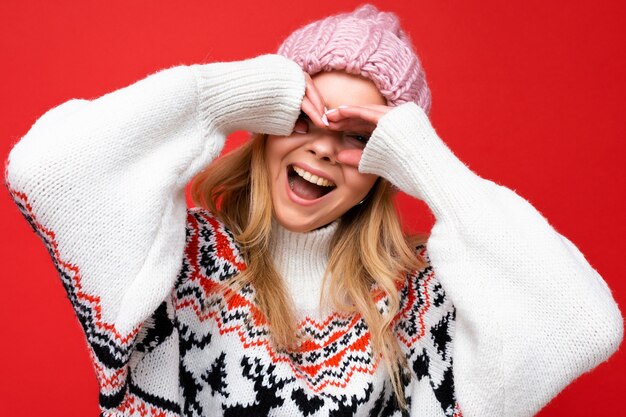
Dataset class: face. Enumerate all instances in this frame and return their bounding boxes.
[265,70,386,233]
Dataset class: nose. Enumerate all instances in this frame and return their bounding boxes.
[305,131,342,164]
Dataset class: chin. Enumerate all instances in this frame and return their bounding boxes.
[273,213,317,233]
[271,205,330,233]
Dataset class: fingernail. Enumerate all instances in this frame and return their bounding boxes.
[321,114,330,127]
[338,105,349,109]
[294,129,307,134]
[325,108,338,115]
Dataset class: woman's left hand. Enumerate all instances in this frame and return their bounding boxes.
[324,104,393,168]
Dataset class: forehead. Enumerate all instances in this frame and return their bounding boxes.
[311,70,387,108]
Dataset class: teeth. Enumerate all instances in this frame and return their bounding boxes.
[293,166,335,187]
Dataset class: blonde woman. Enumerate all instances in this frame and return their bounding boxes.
[4,4,622,417]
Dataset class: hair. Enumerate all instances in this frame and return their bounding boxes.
[190,132,429,410]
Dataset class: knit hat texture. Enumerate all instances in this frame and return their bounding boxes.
[276,3,432,114]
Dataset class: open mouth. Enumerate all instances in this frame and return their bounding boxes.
[287,164,337,201]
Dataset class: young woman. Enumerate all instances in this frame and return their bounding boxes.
[4,4,622,417]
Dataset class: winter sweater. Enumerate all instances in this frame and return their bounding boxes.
[4,54,624,417]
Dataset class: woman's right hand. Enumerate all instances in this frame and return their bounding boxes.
[295,71,329,132]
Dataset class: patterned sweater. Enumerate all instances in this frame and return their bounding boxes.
[4,54,623,417]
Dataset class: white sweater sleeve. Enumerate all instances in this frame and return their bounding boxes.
[4,54,306,338]
[358,102,624,416]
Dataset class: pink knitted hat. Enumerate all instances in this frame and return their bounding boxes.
[277,3,432,114]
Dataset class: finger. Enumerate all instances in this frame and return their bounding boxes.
[301,96,327,129]
[325,105,387,125]
[337,149,363,168]
[327,103,390,115]
[336,106,384,125]
[303,73,327,120]
[327,118,377,133]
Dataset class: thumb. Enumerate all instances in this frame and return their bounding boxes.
[337,149,363,169]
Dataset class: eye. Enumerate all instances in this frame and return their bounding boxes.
[346,133,370,144]
[293,111,310,134]
[298,111,311,122]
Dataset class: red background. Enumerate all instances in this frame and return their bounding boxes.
[1,1,624,415]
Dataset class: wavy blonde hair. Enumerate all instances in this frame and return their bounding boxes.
[190,132,428,409]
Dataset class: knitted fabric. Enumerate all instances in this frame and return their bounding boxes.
[277,3,432,113]
[4,54,623,416]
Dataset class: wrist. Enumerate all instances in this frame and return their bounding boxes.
[191,54,306,136]
[359,102,488,221]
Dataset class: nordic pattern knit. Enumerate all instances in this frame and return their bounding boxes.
[4,54,624,417]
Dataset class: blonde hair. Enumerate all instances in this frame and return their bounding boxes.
[190,133,428,409]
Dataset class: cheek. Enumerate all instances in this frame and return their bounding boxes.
[265,136,291,176]
[343,171,378,198]
[265,135,301,160]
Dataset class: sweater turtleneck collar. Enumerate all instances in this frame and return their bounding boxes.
[269,217,340,317]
